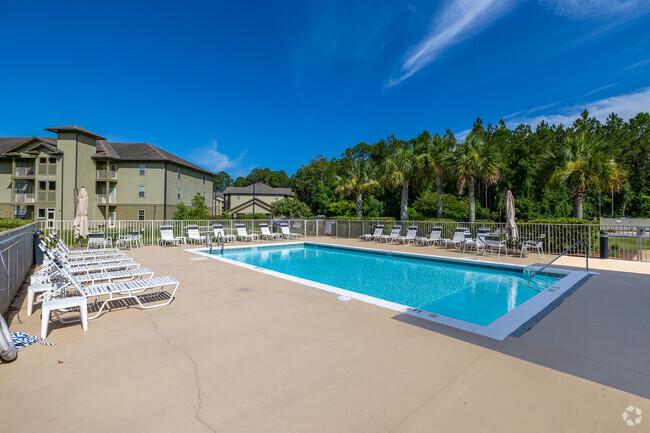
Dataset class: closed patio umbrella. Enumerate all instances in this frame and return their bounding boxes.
[73,187,89,245]
[505,189,518,241]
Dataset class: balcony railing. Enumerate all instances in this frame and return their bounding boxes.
[14,192,35,203]
[96,170,118,180]
[14,167,35,177]
[96,193,117,204]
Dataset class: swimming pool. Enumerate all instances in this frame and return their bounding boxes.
[191,242,590,340]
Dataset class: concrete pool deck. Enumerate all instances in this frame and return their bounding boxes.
[1,237,649,432]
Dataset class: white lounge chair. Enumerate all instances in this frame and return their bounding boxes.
[235,224,259,242]
[443,227,468,248]
[520,234,545,259]
[279,223,301,239]
[213,224,236,242]
[260,223,280,240]
[360,225,384,242]
[416,227,442,246]
[186,225,206,244]
[394,226,418,245]
[159,225,184,246]
[38,263,179,338]
[377,225,401,243]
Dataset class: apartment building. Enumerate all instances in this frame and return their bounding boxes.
[0,125,214,224]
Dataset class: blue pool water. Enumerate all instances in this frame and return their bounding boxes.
[216,243,560,326]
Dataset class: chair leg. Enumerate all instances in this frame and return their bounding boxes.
[27,287,35,316]
[41,305,50,339]
[80,299,88,332]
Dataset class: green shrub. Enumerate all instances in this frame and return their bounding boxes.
[0,219,33,231]
[271,198,312,218]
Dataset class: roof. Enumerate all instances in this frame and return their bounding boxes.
[0,137,60,155]
[44,125,106,140]
[97,142,214,176]
[0,126,214,176]
[222,183,294,196]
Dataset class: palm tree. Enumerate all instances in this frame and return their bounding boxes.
[416,133,453,218]
[335,160,380,217]
[543,134,624,219]
[381,146,417,221]
[449,134,500,222]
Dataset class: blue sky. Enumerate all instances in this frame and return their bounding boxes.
[1,1,649,177]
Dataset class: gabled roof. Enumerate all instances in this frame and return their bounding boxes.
[222,183,294,196]
[0,136,61,156]
[96,141,214,176]
[44,125,106,140]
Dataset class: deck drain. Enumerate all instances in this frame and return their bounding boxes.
[337,295,352,301]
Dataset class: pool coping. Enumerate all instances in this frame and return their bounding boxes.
[186,241,593,341]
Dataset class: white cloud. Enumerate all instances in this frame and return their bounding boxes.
[505,86,650,128]
[388,0,515,87]
[585,82,618,96]
[191,140,248,175]
[537,0,645,19]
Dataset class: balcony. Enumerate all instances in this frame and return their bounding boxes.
[96,193,117,204]
[14,167,35,177]
[14,192,35,203]
[96,169,118,180]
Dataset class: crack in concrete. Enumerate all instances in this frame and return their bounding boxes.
[143,311,216,433]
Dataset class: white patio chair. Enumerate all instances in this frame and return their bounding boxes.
[260,223,280,240]
[520,234,545,259]
[159,225,184,246]
[483,234,508,257]
[87,232,111,249]
[280,224,301,239]
[377,225,401,243]
[394,226,418,245]
[464,228,491,254]
[212,224,236,242]
[416,227,442,246]
[50,232,120,255]
[235,224,259,242]
[360,225,384,242]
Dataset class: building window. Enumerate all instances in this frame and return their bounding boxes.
[138,185,145,197]
[237,194,240,200]
[14,208,26,220]
[138,209,145,220]
[275,195,279,200]
[39,181,46,190]
[177,168,181,179]
[202,192,206,199]
[37,208,46,219]
[40,157,46,164]
[48,181,56,190]
[139,164,146,175]
[49,157,56,164]
[109,212,116,228]
[202,175,206,184]
[177,188,181,199]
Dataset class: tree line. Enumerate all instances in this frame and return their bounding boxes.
[214,110,650,221]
